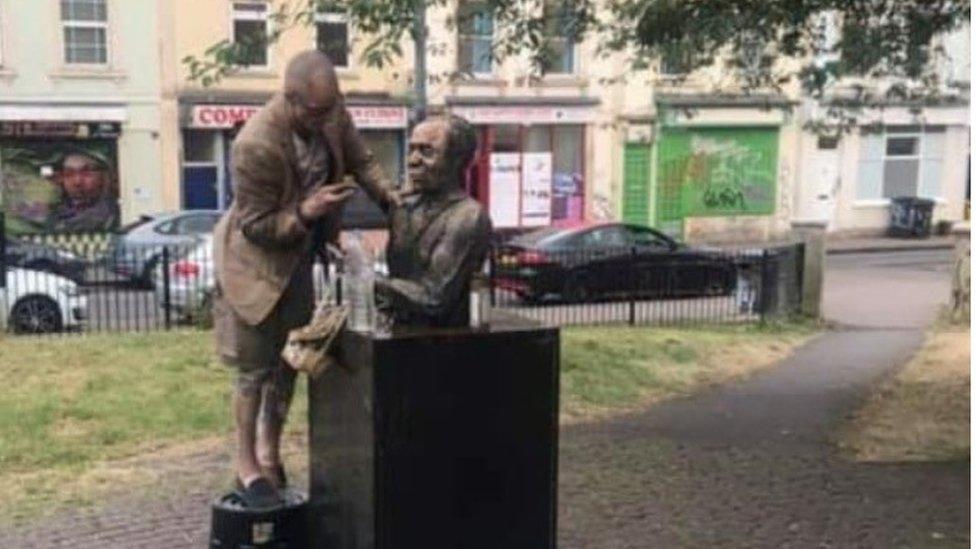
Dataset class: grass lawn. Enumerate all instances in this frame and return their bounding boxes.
[838,324,971,462]
[0,322,816,520]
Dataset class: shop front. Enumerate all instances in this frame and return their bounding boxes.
[448,98,597,231]
[0,116,123,235]
[180,96,408,228]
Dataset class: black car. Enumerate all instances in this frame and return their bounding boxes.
[3,238,89,284]
[493,223,736,303]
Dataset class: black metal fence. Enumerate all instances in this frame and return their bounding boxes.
[488,242,804,327]
[0,226,804,335]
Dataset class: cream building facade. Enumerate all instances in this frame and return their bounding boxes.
[0,0,164,234]
[420,1,804,243]
[792,23,971,235]
[159,0,413,227]
[5,1,956,239]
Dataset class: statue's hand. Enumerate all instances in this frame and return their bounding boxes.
[389,187,419,209]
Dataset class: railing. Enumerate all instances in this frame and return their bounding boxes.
[488,242,804,328]
[0,224,804,336]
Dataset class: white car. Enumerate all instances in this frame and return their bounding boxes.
[4,267,88,333]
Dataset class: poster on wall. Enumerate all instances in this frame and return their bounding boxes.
[521,152,552,227]
[656,127,778,220]
[552,171,583,225]
[489,153,520,228]
[1,125,120,234]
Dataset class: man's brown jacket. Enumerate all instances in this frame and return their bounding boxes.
[214,93,395,326]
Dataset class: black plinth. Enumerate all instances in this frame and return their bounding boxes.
[308,315,560,549]
[210,489,308,548]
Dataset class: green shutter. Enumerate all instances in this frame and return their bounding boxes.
[622,143,652,226]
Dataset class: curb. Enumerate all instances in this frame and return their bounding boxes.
[827,243,955,255]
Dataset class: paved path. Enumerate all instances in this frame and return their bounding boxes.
[3,250,967,547]
[558,249,968,547]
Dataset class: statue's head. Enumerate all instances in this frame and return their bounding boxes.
[283,50,341,138]
[407,115,477,194]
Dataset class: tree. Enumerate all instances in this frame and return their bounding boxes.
[183,0,970,126]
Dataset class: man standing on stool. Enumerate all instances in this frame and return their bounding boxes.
[213,50,398,508]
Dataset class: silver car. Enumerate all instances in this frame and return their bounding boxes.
[153,235,329,324]
[107,210,222,287]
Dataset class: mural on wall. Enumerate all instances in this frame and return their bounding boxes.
[1,123,121,235]
[656,127,779,222]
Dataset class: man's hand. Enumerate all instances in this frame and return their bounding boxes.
[299,182,356,221]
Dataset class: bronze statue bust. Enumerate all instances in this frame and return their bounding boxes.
[376,115,492,327]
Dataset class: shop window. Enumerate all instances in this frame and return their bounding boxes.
[183,130,217,163]
[232,2,269,68]
[857,127,945,200]
[342,130,405,229]
[492,125,520,153]
[543,3,576,74]
[552,125,584,224]
[524,126,551,153]
[316,7,349,68]
[61,0,109,65]
[457,2,494,76]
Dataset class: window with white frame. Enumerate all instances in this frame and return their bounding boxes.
[315,7,349,68]
[232,2,270,67]
[543,2,576,74]
[856,126,945,200]
[61,0,109,65]
[457,2,493,76]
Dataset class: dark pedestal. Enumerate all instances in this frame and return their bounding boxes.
[308,316,559,549]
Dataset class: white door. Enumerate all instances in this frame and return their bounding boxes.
[807,136,841,229]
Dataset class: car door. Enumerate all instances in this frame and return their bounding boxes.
[577,226,631,298]
[626,227,674,298]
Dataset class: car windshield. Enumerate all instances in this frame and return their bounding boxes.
[510,227,572,248]
[115,215,156,235]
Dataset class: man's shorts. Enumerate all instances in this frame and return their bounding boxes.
[214,263,314,393]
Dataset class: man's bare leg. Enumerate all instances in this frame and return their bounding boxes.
[233,385,264,485]
[256,361,298,488]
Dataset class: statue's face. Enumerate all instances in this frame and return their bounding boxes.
[407,120,454,194]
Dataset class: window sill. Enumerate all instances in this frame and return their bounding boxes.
[229,68,277,79]
[454,75,507,87]
[50,68,128,82]
[534,74,587,88]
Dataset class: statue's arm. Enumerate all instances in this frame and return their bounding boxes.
[232,140,309,249]
[376,209,491,319]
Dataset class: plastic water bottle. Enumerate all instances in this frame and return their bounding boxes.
[343,232,376,333]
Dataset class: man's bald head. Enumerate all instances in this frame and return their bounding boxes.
[283,50,341,137]
[284,50,338,100]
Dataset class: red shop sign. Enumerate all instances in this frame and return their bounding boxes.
[189,104,408,130]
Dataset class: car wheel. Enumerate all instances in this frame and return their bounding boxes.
[562,274,591,303]
[10,295,64,334]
